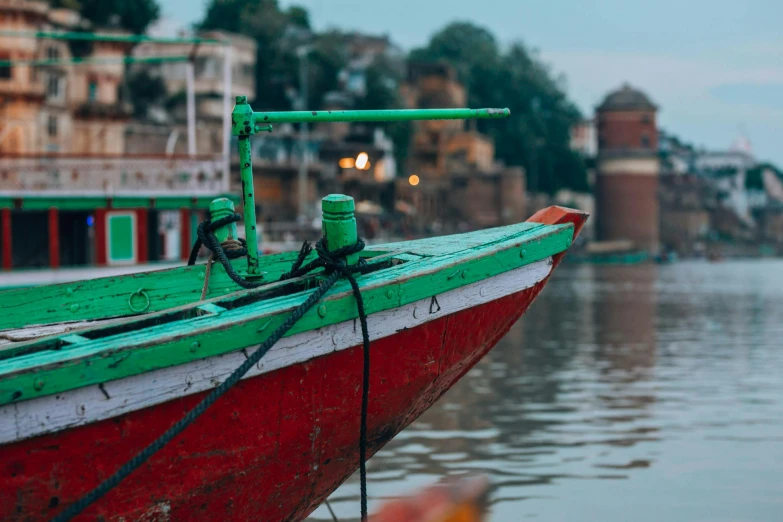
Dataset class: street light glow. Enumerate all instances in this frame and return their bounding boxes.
[339,157,355,169]
[355,152,369,170]
[409,174,420,186]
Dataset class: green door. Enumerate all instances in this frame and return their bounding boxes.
[107,212,136,264]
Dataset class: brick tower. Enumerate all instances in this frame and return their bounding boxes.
[595,84,660,254]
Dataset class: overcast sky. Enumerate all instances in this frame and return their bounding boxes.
[158,0,783,165]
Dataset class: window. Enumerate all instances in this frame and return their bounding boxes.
[641,134,651,149]
[47,114,58,137]
[47,74,61,99]
[641,114,651,125]
[0,63,10,80]
[88,81,98,101]
[194,57,217,78]
[46,47,60,60]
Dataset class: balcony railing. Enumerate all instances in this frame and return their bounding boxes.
[0,80,45,97]
[0,154,227,196]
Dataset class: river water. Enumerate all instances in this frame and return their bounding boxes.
[309,260,783,521]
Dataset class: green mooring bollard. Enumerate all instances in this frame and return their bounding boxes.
[321,194,359,266]
[209,198,239,243]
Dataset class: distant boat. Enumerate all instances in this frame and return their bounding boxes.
[0,104,587,521]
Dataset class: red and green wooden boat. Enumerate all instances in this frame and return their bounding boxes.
[0,100,587,521]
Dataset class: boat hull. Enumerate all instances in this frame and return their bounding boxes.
[0,206,587,521]
[1,280,547,521]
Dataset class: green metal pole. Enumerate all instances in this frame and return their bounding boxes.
[252,108,510,126]
[232,96,261,277]
[0,30,226,46]
[321,195,359,266]
[0,55,191,68]
[229,104,509,277]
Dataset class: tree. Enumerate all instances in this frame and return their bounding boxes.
[286,5,310,29]
[411,22,587,194]
[126,70,167,118]
[355,56,412,171]
[48,0,160,34]
[199,0,299,109]
[306,30,348,109]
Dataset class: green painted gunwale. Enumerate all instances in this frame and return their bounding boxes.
[0,221,574,406]
[0,249,348,330]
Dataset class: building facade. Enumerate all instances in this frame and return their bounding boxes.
[396,62,526,231]
[595,84,660,254]
[0,1,234,271]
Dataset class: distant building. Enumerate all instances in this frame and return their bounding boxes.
[595,84,660,254]
[335,32,405,99]
[397,62,526,230]
[659,124,783,254]
[0,1,233,270]
[569,119,597,158]
[0,0,131,156]
[128,30,257,156]
[246,123,398,227]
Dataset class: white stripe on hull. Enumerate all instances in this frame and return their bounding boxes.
[0,259,552,445]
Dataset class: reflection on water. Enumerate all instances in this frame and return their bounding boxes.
[309,261,783,521]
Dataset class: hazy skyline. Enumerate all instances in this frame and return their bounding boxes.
[157,0,783,165]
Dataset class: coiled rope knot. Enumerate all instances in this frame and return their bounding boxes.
[190,213,250,299]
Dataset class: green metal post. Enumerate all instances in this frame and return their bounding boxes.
[208,198,239,243]
[232,96,261,277]
[321,195,359,266]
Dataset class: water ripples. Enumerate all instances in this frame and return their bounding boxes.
[309,261,783,521]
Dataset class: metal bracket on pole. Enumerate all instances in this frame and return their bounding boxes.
[230,100,510,276]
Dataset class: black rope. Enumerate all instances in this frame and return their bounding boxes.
[188,213,325,290]
[52,238,372,522]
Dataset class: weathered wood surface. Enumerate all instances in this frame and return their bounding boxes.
[0,221,547,331]
[0,250,321,331]
[0,251,407,360]
[0,259,551,445]
[0,278,545,522]
[0,319,120,349]
[0,222,573,406]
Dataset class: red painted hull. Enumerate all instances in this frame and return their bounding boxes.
[1,283,545,521]
[1,208,587,521]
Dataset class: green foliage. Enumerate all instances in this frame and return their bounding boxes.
[199,0,294,109]
[412,22,587,194]
[196,10,584,190]
[47,0,81,10]
[165,90,187,110]
[197,0,408,168]
[286,5,311,29]
[65,28,94,59]
[355,57,412,171]
[747,163,783,190]
[49,0,160,34]
[126,70,167,118]
[307,31,348,108]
